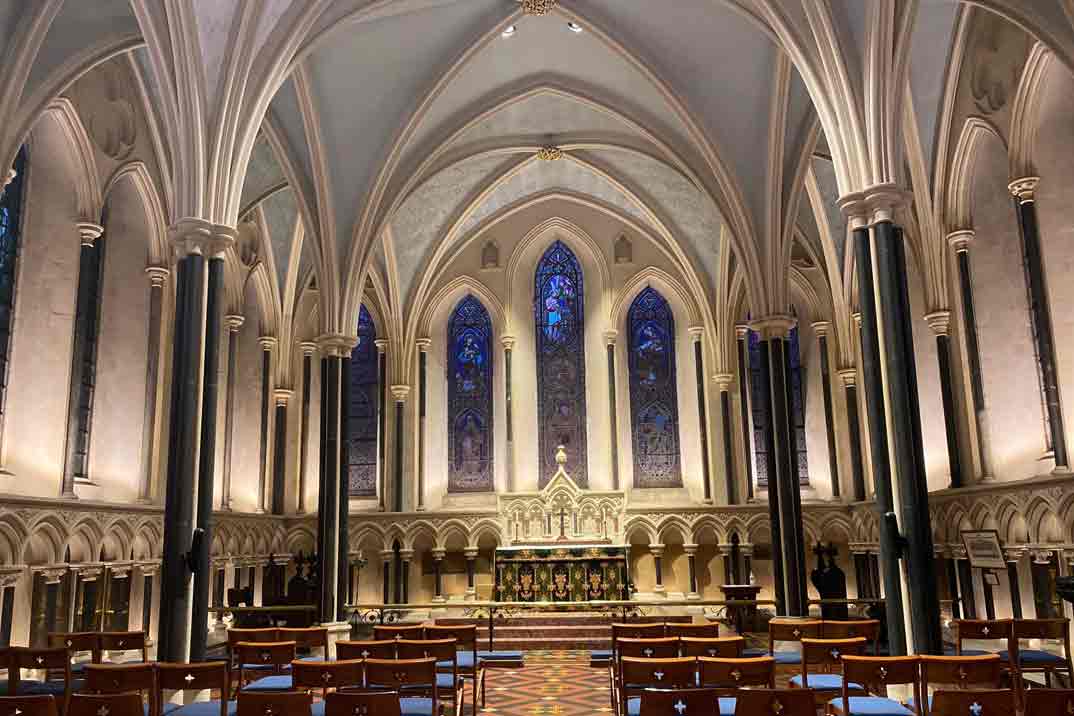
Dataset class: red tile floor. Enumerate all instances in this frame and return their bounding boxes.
[472,651,611,716]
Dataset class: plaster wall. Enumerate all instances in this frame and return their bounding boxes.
[229,280,267,513]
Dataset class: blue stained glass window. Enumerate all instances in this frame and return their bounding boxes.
[748,328,770,488]
[448,294,493,492]
[0,148,25,431]
[347,304,378,496]
[627,287,682,487]
[535,241,587,487]
[788,325,809,485]
[749,325,809,487]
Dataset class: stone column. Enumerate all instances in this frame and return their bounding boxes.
[837,369,867,502]
[689,327,713,502]
[948,230,993,480]
[432,549,446,603]
[137,266,169,503]
[256,337,277,513]
[271,389,293,515]
[416,339,430,511]
[604,330,620,491]
[158,219,232,663]
[220,314,244,510]
[714,374,738,505]
[1010,177,1068,469]
[297,342,317,514]
[718,544,734,584]
[750,316,807,616]
[734,325,754,501]
[741,544,754,585]
[380,550,392,605]
[924,311,964,488]
[464,548,478,600]
[650,544,665,595]
[390,386,410,512]
[315,335,350,624]
[1005,548,1024,619]
[812,322,841,499]
[684,543,700,600]
[399,549,413,604]
[502,336,516,492]
[61,222,105,498]
[375,340,388,511]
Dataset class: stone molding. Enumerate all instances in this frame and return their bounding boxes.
[1008,176,1039,202]
[169,218,236,258]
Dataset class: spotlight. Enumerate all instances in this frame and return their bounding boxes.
[567,21,583,33]
[502,25,517,38]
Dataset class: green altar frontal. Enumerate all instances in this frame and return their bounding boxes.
[494,545,630,602]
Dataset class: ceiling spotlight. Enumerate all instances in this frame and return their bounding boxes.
[502,25,517,38]
[567,21,583,33]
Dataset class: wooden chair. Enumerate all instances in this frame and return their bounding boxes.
[277,628,328,661]
[322,691,401,716]
[335,641,396,662]
[10,647,75,712]
[362,658,437,716]
[679,637,744,659]
[291,659,364,698]
[918,654,1004,715]
[617,638,681,661]
[83,663,156,716]
[233,642,296,695]
[0,696,59,716]
[790,637,867,705]
[1022,688,1074,714]
[607,625,667,711]
[394,640,460,714]
[98,632,149,664]
[371,625,425,642]
[618,657,697,716]
[823,620,882,656]
[929,689,1016,716]
[664,622,719,639]
[47,633,100,671]
[67,693,143,716]
[730,688,816,716]
[952,619,1014,658]
[767,619,823,666]
[156,661,232,716]
[831,656,920,716]
[226,629,280,695]
[636,687,724,716]
[697,655,775,691]
[423,624,481,712]
[1004,618,1073,687]
[235,691,311,716]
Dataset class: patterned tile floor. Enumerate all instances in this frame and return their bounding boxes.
[476,651,611,716]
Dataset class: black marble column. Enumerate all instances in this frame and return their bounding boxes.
[957,557,977,619]
[734,326,754,501]
[297,343,316,514]
[945,558,961,620]
[391,386,409,512]
[503,336,515,491]
[381,553,391,605]
[465,550,477,598]
[752,333,785,613]
[685,545,699,597]
[316,340,345,623]
[138,267,168,503]
[220,315,244,510]
[1005,552,1023,619]
[814,323,841,499]
[271,391,290,516]
[926,312,964,488]
[337,354,351,621]
[400,551,411,604]
[375,340,387,511]
[839,369,867,502]
[1010,177,1068,468]
[604,331,620,491]
[257,337,276,512]
[715,374,738,505]
[652,546,664,593]
[417,340,429,511]
[690,329,713,502]
[432,551,444,602]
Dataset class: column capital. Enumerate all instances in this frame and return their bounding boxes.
[712,372,735,389]
[947,229,975,253]
[838,183,911,226]
[924,310,951,336]
[398,549,415,561]
[390,385,411,402]
[273,388,294,406]
[603,329,618,345]
[683,543,699,556]
[463,548,479,559]
[851,312,863,328]
[379,550,394,561]
[258,336,278,352]
[416,338,432,352]
[1004,547,1026,562]
[501,335,516,350]
[748,315,796,340]
[734,323,750,340]
[1008,176,1040,202]
[2,168,15,191]
[717,543,733,556]
[688,326,705,342]
[299,341,318,357]
[317,333,357,357]
[810,320,831,337]
[836,368,857,387]
[224,314,245,332]
[78,221,104,247]
[145,265,170,287]
[431,549,446,561]
[168,217,236,258]
[374,339,389,354]
[649,543,665,557]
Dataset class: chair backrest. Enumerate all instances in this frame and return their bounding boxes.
[919,654,1003,689]
[679,636,744,658]
[336,640,396,661]
[839,656,921,714]
[290,659,364,694]
[636,688,720,716]
[363,658,437,691]
[83,664,156,716]
[617,637,680,660]
[953,619,1013,654]
[1013,617,1071,658]
[323,691,401,716]
[228,628,280,648]
[277,627,328,655]
[234,642,297,675]
[929,689,1016,716]
[611,622,665,652]
[663,622,719,639]
[47,633,100,664]
[98,632,149,662]
[394,639,457,665]
[800,637,866,674]
[697,656,775,690]
[620,657,697,690]
[0,696,59,716]
[12,647,71,699]
[156,661,229,716]
[372,624,425,641]
[768,619,823,653]
[731,689,816,716]
[236,691,312,716]
[1023,688,1074,714]
[822,620,881,653]
[426,624,476,650]
[67,693,143,716]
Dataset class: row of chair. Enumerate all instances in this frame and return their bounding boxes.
[45,632,150,666]
[952,617,1074,688]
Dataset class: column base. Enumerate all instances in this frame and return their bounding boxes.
[686,592,701,601]
[323,621,353,660]
[61,490,78,500]
[653,586,666,596]
[432,596,446,604]
[1053,466,1074,476]
[465,589,476,600]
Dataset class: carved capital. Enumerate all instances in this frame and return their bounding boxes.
[273,389,294,407]
[258,336,278,352]
[683,543,699,556]
[224,314,245,332]
[1004,547,1026,562]
[810,321,831,338]
[734,324,750,340]
[0,569,21,588]
[603,330,618,346]
[837,368,858,387]
[712,372,735,390]
[649,543,665,557]
[78,221,104,247]
[748,315,796,340]
[431,549,446,561]
[373,339,389,354]
[1008,176,1040,202]
[398,549,415,561]
[379,550,394,561]
[924,311,951,336]
[947,229,975,253]
[169,218,236,258]
[851,312,863,328]
[840,184,911,226]
[299,341,318,357]
[416,338,432,352]
[688,326,705,342]
[463,549,479,560]
[145,266,169,287]
[391,385,411,402]
[317,333,357,358]
[501,335,516,350]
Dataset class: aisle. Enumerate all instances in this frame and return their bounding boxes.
[479,650,611,715]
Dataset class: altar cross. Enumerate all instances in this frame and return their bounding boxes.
[558,506,567,540]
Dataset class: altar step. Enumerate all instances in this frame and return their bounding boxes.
[435,612,692,652]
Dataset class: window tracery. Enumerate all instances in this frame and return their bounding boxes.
[448,294,494,492]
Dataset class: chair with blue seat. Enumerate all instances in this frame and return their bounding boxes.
[606,624,667,708]
[616,637,682,712]
[929,689,1016,716]
[423,624,479,713]
[234,642,297,696]
[362,658,437,716]
[47,633,100,674]
[335,642,396,662]
[917,654,1003,715]
[226,629,280,696]
[829,655,920,716]
[11,647,77,712]
[697,656,775,716]
[730,688,816,716]
[951,619,1013,660]
[99,632,149,664]
[394,640,460,715]
[277,629,328,662]
[291,658,363,712]
[767,619,823,666]
[637,687,722,716]
[680,637,744,659]
[83,663,157,716]
[235,691,311,716]
[371,625,424,643]
[1005,618,1072,688]
[322,691,400,716]
[823,620,882,656]
[618,657,697,716]
[790,637,867,707]
[68,692,144,716]
[1022,687,1074,713]
[0,695,59,716]
[664,622,719,639]
[156,661,234,716]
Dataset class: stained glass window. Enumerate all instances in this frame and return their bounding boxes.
[748,329,770,487]
[627,287,681,487]
[749,325,809,487]
[448,294,493,492]
[346,304,378,496]
[535,241,587,487]
[0,148,25,432]
[788,325,809,485]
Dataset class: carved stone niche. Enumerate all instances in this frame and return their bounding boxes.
[614,235,633,265]
[481,239,500,270]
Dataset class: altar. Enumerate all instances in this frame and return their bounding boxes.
[494,544,629,602]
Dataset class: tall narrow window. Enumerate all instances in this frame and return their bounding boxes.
[627,287,681,487]
[748,329,769,488]
[788,325,809,485]
[0,148,26,437]
[447,294,493,492]
[750,326,810,487]
[346,304,378,496]
[535,241,587,487]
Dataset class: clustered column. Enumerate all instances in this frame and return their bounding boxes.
[220,314,244,510]
[713,373,738,505]
[137,266,169,503]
